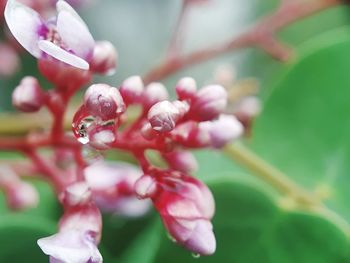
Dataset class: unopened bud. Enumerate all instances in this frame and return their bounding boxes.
[84,84,125,120]
[148,101,180,132]
[199,114,243,148]
[119,75,144,104]
[163,151,198,173]
[143,82,168,108]
[63,182,91,207]
[190,85,227,121]
[140,122,157,140]
[7,182,39,210]
[90,41,118,75]
[88,124,116,150]
[175,77,197,100]
[134,175,157,199]
[12,76,44,112]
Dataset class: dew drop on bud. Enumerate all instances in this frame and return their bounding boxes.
[192,253,201,259]
[166,232,177,243]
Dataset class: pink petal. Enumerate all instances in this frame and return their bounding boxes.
[56,7,94,59]
[56,0,87,28]
[38,40,89,70]
[4,0,43,57]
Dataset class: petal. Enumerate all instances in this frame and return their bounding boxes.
[4,0,43,57]
[38,230,102,263]
[56,7,94,59]
[56,0,87,28]
[38,40,89,70]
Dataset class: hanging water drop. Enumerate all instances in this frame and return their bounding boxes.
[191,253,200,259]
[166,232,177,243]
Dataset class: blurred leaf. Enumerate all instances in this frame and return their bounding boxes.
[125,179,349,263]
[0,215,56,263]
[251,27,350,222]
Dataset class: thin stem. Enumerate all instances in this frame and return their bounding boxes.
[143,0,341,84]
[223,143,318,206]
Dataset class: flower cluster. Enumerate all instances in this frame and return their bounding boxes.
[3,0,244,262]
[72,76,243,256]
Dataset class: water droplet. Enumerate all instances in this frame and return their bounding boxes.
[192,253,200,259]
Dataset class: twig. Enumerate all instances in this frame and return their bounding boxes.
[143,0,341,84]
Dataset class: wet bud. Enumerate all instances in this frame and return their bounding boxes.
[134,174,157,199]
[153,174,216,255]
[119,75,144,104]
[190,85,227,121]
[12,76,44,112]
[175,77,197,100]
[90,41,117,75]
[143,82,168,108]
[163,151,198,173]
[87,123,116,150]
[199,114,243,148]
[148,101,181,132]
[84,84,125,120]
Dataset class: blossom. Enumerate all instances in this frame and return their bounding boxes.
[5,0,95,70]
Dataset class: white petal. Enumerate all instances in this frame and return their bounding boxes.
[38,40,89,70]
[56,0,87,28]
[4,0,43,57]
[57,9,94,59]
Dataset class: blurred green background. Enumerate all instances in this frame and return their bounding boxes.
[1,0,350,262]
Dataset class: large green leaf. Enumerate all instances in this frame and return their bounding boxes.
[251,27,350,222]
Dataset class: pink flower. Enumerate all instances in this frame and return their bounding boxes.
[38,183,103,263]
[84,160,151,217]
[153,174,216,255]
[5,0,95,70]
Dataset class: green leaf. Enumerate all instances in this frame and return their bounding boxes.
[0,215,56,263]
[251,27,350,222]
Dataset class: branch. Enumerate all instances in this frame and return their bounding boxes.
[143,0,342,84]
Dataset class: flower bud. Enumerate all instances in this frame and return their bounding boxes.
[134,174,157,199]
[84,84,125,120]
[87,123,116,150]
[119,75,144,104]
[163,151,198,173]
[199,114,243,148]
[12,76,44,112]
[143,82,168,108]
[175,77,197,100]
[140,122,157,140]
[62,182,91,207]
[148,101,181,132]
[153,174,216,255]
[90,41,117,75]
[7,181,39,210]
[190,85,227,121]
[0,43,19,76]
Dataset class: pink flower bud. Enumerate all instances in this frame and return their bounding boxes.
[148,101,181,132]
[199,114,243,148]
[12,76,44,112]
[119,75,144,104]
[62,182,91,207]
[0,42,19,76]
[172,100,190,116]
[7,181,39,210]
[140,122,158,140]
[153,174,216,255]
[84,84,125,120]
[175,77,197,100]
[143,82,168,108]
[134,174,157,199]
[190,85,227,121]
[90,41,117,75]
[87,123,116,150]
[163,151,198,173]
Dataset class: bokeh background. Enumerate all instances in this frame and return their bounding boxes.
[1,0,350,262]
